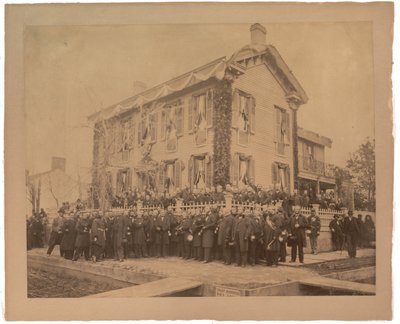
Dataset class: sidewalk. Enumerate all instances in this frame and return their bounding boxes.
[281,248,375,267]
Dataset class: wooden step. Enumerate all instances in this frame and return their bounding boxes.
[88,277,202,298]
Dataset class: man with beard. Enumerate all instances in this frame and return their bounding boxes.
[31,213,44,248]
[133,210,148,258]
[124,210,134,259]
[218,208,235,265]
[60,212,77,260]
[233,208,251,267]
[249,209,264,266]
[289,205,308,263]
[104,212,114,259]
[343,210,360,258]
[47,210,65,256]
[191,208,204,261]
[263,210,281,267]
[329,214,345,251]
[91,212,106,262]
[112,212,127,262]
[201,206,217,263]
[73,213,91,261]
[307,208,321,255]
[147,210,159,257]
[180,210,193,259]
[155,209,171,257]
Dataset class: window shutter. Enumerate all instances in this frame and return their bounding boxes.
[188,97,195,133]
[249,97,256,134]
[174,160,182,190]
[161,110,166,140]
[108,124,115,154]
[116,123,122,152]
[129,119,135,149]
[206,89,213,127]
[188,156,194,189]
[127,169,132,189]
[275,108,280,140]
[232,90,240,128]
[205,156,213,189]
[151,112,158,142]
[176,105,184,136]
[285,111,291,143]
[159,163,165,192]
[249,158,255,183]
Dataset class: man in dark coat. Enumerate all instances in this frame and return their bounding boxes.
[47,210,65,256]
[104,212,114,259]
[155,209,171,257]
[180,210,193,259]
[191,209,204,260]
[112,212,127,261]
[233,208,251,267]
[289,205,308,263]
[133,211,148,258]
[73,213,91,261]
[60,215,77,260]
[31,214,44,248]
[264,212,281,266]
[218,208,235,265]
[307,208,321,254]
[201,207,217,263]
[124,211,135,259]
[169,208,180,257]
[343,210,360,258]
[147,210,159,257]
[91,213,106,262]
[329,214,345,251]
[249,210,264,266]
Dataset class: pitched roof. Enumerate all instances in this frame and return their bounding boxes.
[88,30,308,123]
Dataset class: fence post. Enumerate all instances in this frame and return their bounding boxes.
[224,192,233,211]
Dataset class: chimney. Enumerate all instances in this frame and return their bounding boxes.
[250,23,267,45]
[51,157,66,172]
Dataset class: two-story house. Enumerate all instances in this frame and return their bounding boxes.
[89,23,309,201]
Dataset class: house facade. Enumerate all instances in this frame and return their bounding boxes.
[89,24,310,203]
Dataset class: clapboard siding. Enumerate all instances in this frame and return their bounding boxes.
[108,83,214,190]
[232,63,294,191]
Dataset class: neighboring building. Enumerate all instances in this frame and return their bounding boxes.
[90,24,352,204]
[26,157,88,214]
[297,127,354,209]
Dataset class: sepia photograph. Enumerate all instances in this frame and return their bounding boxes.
[5,2,393,321]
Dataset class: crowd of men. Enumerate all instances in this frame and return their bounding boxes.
[27,203,375,266]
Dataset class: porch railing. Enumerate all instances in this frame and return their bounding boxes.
[299,156,336,178]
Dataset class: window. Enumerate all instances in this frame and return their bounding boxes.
[274,107,290,155]
[116,169,132,195]
[138,112,157,146]
[158,160,182,194]
[162,101,184,152]
[188,89,213,145]
[272,162,290,193]
[188,155,213,190]
[230,153,255,187]
[232,90,256,146]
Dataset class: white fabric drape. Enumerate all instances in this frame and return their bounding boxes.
[239,159,248,185]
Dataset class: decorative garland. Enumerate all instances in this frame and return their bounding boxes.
[212,78,233,187]
[91,122,102,209]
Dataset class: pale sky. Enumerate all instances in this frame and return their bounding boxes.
[25,22,374,181]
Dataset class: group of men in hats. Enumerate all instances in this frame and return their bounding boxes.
[41,203,367,266]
